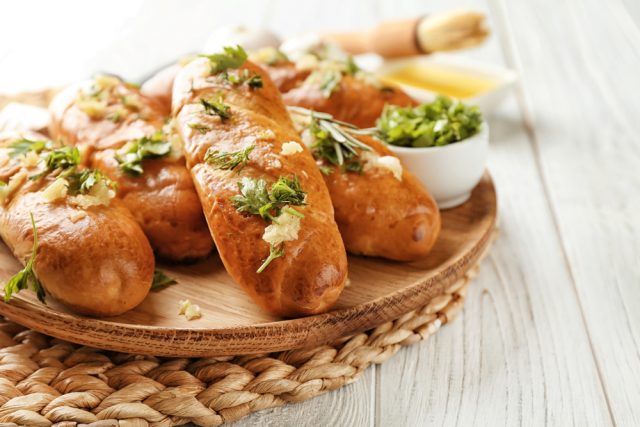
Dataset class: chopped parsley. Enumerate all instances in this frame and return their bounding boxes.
[116,131,172,176]
[151,270,177,290]
[257,244,285,274]
[345,56,360,76]
[231,176,306,222]
[8,138,50,158]
[66,169,114,195]
[376,96,483,147]
[231,176,307,273]
[220,69,263,89]
[200,97,231,120]
[205,144,254,172]
[200,45,248,74]
[3,213,45,303]
[29,146,81,181]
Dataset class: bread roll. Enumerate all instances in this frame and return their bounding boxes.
[172,49,348,316]
[0,132,154,316]
[49,76,213,262]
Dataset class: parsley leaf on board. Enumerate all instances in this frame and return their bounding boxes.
[151,270,177,290]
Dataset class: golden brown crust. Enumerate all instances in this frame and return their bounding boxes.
[172,58,348,317]
[321,136,440,261]
[261,63,416,128]
[0,132,154,316]
[48,79,214,262]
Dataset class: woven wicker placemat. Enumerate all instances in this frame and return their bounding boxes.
[0,255,484,427]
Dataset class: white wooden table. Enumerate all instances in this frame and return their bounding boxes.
[1,0,638,425]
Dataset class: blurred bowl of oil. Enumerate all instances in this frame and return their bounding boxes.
[375,54,517,114]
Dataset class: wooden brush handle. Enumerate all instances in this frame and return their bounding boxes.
[323,12,488,58]
[324,18,423,58]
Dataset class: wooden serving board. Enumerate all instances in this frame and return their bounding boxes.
[0,174,496,357]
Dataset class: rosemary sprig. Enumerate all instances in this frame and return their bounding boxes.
[188,123,212,134]
[288,106,372,173]
[205,145,254,172]
[3,213,45,303]
[200,97,231,120]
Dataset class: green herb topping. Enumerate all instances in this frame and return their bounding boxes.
[288,106,372,174]
[188,123,212,134]
[231,175,306,222]
[376,96,483,147]
[220,69,263,89]
[345,56,360,76]
[205,145,254,172]
[65,169,114,195]
[116,131,172,176]
[257,244,285,274]
[231,176,306,272]
[29,146,81,181]
[3,213,45,303]
[252,47,289,66]
[200,97,231,120]
[151,270,177,290]
[200,45,248,74]
[8,138,50,158]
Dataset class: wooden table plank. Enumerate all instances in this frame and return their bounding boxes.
[377,94,613,426]
[492,0,640,425]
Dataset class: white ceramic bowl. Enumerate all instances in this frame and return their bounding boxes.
[389,122,489,209]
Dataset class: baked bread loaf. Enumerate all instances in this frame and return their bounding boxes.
[49,75,213,262]
[291,108,441,260]
[172,47,348,316]
[253,50,416,127]
[0,131,154,316]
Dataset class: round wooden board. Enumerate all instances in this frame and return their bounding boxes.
[0,174,496,357]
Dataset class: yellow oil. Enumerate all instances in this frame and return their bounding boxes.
[381,63,497,99]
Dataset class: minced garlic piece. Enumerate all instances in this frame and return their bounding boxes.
[362,152,403,181]
[68,210,88,223]
[281,141,303,155]
[0,170,28,205]
[178,299,202,321]
[262,207,302,247]
[42,178,69,202]
[68,180,115,209]
[260,129,276,140]
[22,151,40,168]
[77,99,108,119]
[295,53,320,71]
[94,74,121,91]
[376,156,403,181]
[122,94,143,111]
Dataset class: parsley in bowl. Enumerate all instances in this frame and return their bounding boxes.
[376,96,483,148]
[376,96,489,209]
